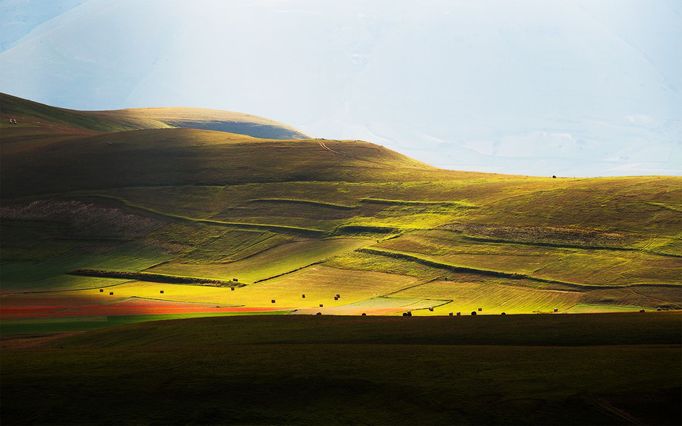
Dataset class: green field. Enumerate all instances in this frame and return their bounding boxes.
[1,313,680,425]
[1,93,681,328]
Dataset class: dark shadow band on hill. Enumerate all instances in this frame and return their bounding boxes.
[68,269,242,287]
[334,225,400,235]
[248,198,357,210]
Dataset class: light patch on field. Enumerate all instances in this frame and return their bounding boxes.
[0,286,283,319]
[393,281,583,315]
[148,238,372,282]
[378,231,682,286]
[225,265,420,311]
[296,296,451,316]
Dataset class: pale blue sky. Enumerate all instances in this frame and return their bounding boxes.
[1,0,680,176]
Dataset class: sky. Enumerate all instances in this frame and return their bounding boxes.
[0,0,680,176]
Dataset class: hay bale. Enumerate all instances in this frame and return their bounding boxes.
[109,292,114,295]
[316,312,322,316]
[99,289,103,293]
[553,308,558,313]
[471,311,477,316]
[271,299,276,304]
[231,287,235,291]
[301,294,306,298]
[456,312,461,316]
[232,278,238,282]
[501,312,506,316]
[639,309,645,313]
[319,303,324,307]
[428,307,434,312]
[448,312,453,316]
[160,290,164,294]
[477,307,482,312]
[361,313,367,316]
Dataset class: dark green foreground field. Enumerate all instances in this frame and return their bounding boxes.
[2,313,681,425]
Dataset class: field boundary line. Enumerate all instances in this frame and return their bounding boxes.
[75,194,329,237]
[357,247,601,289]
[460,235,682,258]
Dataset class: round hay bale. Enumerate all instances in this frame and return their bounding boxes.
[471,311,477,316]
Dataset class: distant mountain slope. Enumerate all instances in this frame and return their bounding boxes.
[0,92,308,138]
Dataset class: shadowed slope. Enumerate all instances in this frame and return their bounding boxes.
[1,314,680,425]
[0,127,436,197]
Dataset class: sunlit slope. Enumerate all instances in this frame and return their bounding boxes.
[0,92,307,138]
[1,94,680,320]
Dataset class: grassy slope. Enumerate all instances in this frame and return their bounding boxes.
[0,92,307,137]
[1,94,681,325]
[1,314,680,425]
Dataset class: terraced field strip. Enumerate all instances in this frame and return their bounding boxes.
[149,238,373,284]
[68,269,241,287]
[360,198,477,208]
[79,194,329,237]
[357,247,596,288]
[462,235,682,258]
[248,198,357,209]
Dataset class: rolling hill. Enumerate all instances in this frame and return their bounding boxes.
[1,93,681,333]
[0,92,308,137]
